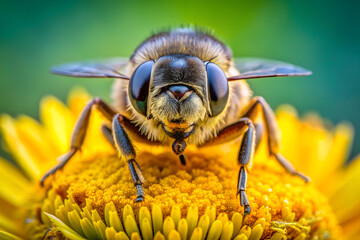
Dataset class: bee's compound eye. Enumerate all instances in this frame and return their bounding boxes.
[206,62,229,116]
[129,60,154,116]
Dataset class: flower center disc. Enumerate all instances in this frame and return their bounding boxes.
[40,146,340,239]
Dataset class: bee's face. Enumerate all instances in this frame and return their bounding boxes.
[128,55,229,130]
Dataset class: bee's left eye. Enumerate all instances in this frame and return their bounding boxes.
[206,62,229,116]
[129,60,154,116]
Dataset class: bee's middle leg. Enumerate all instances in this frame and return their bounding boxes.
[112,114,145,202]
[101,123,115,146]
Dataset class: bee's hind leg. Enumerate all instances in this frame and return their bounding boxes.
[112,114,145,202]
[40,98,116,186]
[254,123,264,150]
[243,96,310,182]
[40,149,77,186]
[274,153,310,182]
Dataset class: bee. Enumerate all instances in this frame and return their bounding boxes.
[41,28,311,218]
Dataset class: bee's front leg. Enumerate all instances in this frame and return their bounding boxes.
[112,114,145,202]
[200,118,256,220]
[237,118,255,220]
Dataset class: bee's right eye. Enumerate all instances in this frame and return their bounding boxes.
[206,62,229,117]
[129,60,154,116]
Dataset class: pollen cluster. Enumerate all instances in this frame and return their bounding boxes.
[43,144,340,239]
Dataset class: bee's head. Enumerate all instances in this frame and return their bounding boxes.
[128,54,229,132]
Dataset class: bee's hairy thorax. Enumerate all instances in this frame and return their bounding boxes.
[130,28,232,71]
[111,28,252,146]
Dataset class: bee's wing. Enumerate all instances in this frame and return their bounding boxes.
[228,58,312,81]
[51,57,130,79]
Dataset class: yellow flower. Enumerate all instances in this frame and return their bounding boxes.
[0,88,359,240]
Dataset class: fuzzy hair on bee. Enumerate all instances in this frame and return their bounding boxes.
[46,27,312,217]
[112,28,251,145]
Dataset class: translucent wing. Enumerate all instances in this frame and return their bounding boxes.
[51,57,130,79]
[228,58,312,81]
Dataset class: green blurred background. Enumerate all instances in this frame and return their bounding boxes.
[0,0,359,160]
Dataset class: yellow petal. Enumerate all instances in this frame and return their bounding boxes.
[0,213,20,235]
[270,232,286,240]
[197,214,210,240]
[207,220,222,240]
[216,212,228,226]
[139,206,152,228]
[248,224,263,240]
[231,213,243,239]
[190,227,202,240]
[204,206,216,226]
[0,157,32,206]
[105,227,117,239]
[123,204,135,223]
[168,229,181,240]
[68,210,85,237]
[140,218,153,240]
[220,221,233,240]
[40,96,75,153]
[233,234,248,240]
[177,218,188,240]
[124,215,140,237]
[131,232,142,240]
[171,205,181,228]
[0,115,40,179]
[328,154,360,223]
[80,217,98,239]
[253,218,266,229]
[163,216,175,238]
[153,231,165,240]
[45,212,86,240]
[313,123,353,185]
[186,205,198,239]
[68,87,91,116]
[239,226,251,238]
[15,115,59,171]
[152,204,163,235]
[104,201,117,226]
[115,231,130,240]
[93,220,106,240]
[0,231,21,240]
[109,210,124,232]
